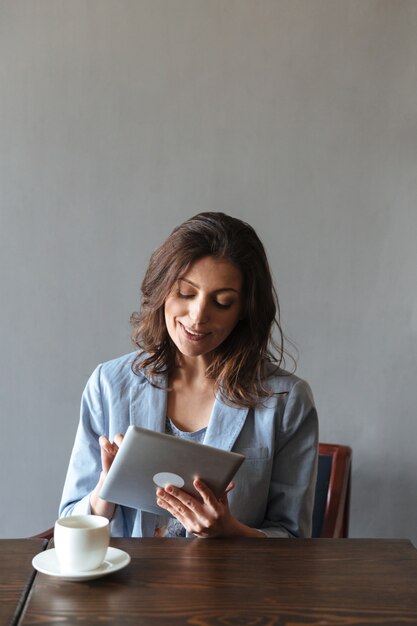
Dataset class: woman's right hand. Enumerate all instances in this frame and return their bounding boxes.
[99,434,124,474]
[90,434,124,519]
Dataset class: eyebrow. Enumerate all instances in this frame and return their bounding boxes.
[178,277,240,294]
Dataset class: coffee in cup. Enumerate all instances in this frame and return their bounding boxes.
[54,515,110,572]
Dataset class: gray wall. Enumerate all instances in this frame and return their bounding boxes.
[1,1,416,542]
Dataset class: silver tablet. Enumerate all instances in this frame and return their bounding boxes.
[99,425,245,516]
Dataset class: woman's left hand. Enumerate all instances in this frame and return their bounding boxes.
[156,479,265,538]
[156,479,237,538]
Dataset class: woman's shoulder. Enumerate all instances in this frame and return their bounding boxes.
[264,362,314,400]
[92,351,150,386]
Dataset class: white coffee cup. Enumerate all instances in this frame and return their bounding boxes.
[54,515,110,572]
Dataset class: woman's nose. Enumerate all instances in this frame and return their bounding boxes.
[189,297,209,323]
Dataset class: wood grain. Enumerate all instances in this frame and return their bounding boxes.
[18,538,417,625]
[0,538,47,626]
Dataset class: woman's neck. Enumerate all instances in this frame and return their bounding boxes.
[167,355,216,432]
[173,354,211,385]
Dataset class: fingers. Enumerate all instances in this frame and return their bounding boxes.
[156,485,208,524]
[192,479,221,509]
[156,485,200,517]
[114,433,124,447]
[157,480,228,515]
[99,434,123,475]
[156,480,236,538]
[220,481,235,504]
[99,433,123,453]
[192,479,233,521]
[156,482,219,526]
[156,488,209,536]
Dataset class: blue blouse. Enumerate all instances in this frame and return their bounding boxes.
[59,352,318,538]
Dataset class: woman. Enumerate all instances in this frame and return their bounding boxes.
[60,212,318,538]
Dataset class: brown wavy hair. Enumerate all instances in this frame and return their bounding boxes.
[131,212,294,408]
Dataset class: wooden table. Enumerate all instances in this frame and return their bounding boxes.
[16,538,417,625]
[0,538,47,626]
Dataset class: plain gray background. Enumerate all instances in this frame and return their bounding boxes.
[1,0,416,542]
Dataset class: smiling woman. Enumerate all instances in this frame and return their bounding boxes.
[131,212,285,408]
[59,213,318,539]
[164,257,243,361]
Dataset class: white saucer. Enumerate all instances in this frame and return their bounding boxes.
[32,547,131,581]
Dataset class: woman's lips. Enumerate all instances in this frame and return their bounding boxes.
[179,322,210,342]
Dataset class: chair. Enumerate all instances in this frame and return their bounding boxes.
[312,443,352,538]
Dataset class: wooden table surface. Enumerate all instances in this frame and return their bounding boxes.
[18,538,417,625]
[0,538,47,626]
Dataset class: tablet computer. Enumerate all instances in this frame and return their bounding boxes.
[99,425,245,516]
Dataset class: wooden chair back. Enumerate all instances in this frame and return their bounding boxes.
[312,442,352,538]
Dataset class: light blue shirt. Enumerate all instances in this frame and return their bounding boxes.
[59,352,318,538]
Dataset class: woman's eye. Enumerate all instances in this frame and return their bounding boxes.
[215,301,232,309]
[177,292,194,299]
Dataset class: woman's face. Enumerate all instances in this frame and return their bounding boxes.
[164,256,243,363]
